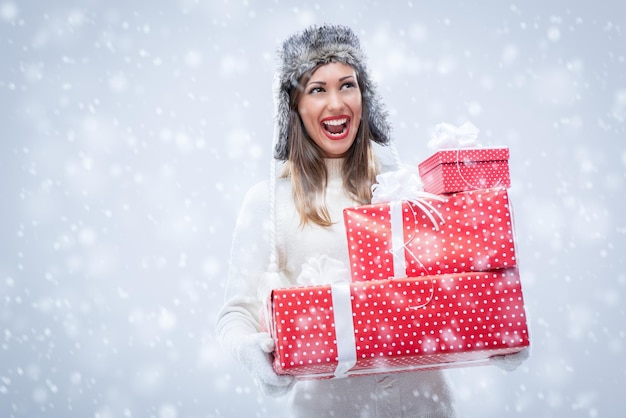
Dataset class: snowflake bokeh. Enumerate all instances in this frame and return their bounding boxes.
[1,1,624,417]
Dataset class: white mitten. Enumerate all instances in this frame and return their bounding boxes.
[490,347,530,372]
[236,332,295,397]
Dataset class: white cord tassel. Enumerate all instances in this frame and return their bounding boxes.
[257,73,283,309]
[388,139,403,169]
[268,72,281,275]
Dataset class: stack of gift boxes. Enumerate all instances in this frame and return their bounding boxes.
[268,145,530,379]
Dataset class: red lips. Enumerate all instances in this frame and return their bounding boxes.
[321,116,350,140]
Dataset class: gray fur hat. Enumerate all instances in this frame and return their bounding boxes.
[273,24,392,160]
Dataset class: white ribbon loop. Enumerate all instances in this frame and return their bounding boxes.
[407,278,436,310]
[427,121,479,150]
[372,167,445,231]
[296,255,351,287]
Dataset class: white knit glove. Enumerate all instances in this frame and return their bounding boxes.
[490,347,530,372]
[235,332,295,397]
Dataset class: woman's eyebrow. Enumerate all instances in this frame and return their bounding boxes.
[306,75,355,87]
[305,80,326,87]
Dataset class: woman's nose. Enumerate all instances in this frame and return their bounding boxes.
[326,91,344,112]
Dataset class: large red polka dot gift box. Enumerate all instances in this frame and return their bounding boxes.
[268,268,529,379]
[418,147,511,195]
[343,187,517,282]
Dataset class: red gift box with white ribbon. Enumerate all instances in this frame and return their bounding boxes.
[269,268,529,379]
[418,147,510,194]
[343,187,516,282]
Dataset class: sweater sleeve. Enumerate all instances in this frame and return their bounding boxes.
[215,180,273,357]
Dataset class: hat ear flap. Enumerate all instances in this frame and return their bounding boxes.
[274,85,292,160]
[362,85,391,146]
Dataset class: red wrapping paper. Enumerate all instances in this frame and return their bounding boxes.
[418,147,510,194]
[344,187,516,282]
[269,268,529,379]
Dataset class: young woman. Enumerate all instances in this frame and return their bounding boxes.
[216,24,457,417]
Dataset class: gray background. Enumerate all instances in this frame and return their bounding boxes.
[1,1,624,417]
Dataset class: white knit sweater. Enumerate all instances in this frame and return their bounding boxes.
[216,158,457,418]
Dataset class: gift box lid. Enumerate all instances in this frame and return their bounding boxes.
[418,146,509,176]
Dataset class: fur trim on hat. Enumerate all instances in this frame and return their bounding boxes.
[273,24,391,160]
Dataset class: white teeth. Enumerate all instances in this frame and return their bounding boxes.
[323,118,347,126]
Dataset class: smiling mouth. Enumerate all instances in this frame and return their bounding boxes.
[322,117,349,138]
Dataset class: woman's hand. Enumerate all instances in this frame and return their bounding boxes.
[489,347,530,372]
[236,332,295,397]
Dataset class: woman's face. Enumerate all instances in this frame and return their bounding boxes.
[297,62,362,158]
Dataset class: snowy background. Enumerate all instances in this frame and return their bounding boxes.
[1,1,625,417]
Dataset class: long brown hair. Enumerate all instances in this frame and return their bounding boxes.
[282,63,381,227]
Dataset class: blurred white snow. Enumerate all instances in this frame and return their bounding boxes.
[1,1,624,417]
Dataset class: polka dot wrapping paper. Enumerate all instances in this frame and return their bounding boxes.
[418,147,510,194]
[269,267,529,379]
[343,187,516,282]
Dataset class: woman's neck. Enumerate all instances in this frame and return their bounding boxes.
[324,158,344,179]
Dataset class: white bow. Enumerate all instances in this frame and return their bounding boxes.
[297,255,351,287]
[371,168,445,230]
[427,121,480,150]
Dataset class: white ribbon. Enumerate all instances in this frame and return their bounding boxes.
[389,201,406,278]
[330,282,357,378]
[371,168,446,277]
[295,256,356,378]
[427,121,480,150]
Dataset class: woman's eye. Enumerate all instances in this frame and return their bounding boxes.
[308,86,324,94]
[341,81,356,90]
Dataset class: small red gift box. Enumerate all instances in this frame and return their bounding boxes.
[344,187,516,282]
[418,147,510,194]
[269,268,529,379]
